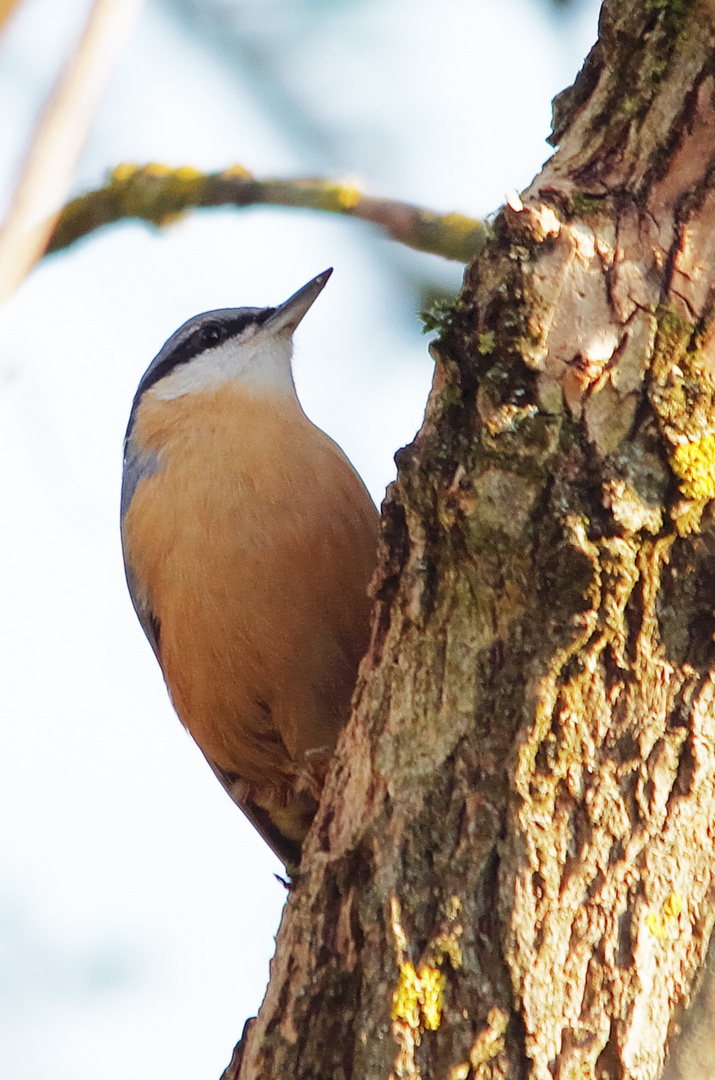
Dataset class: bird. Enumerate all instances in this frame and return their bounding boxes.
[121,269,379,868]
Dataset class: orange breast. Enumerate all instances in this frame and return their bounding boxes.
[122,384,379,810]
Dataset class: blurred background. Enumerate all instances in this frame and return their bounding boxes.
[0,1,599,1077]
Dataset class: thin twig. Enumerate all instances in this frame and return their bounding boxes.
[0,0,145,304]
[46,163,489,265]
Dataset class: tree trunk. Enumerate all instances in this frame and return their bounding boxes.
[228,1,715,1076]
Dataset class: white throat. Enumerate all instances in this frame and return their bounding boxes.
[150,333,297,401]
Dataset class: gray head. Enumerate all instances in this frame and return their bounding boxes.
[127,268,332,435]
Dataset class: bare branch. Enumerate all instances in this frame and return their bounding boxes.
[0,0,21,37]
[0,0,145,304]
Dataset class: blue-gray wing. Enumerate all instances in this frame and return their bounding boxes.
[122,433,300,868]
[121,433,162,659]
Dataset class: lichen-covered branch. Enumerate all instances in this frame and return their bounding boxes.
[44,163,487,264]
[226,1,715,1079]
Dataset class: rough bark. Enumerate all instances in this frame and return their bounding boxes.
[228,1,715,1077]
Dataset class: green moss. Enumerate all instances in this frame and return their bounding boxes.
[420,296,463,336]
[650,308,712,423]
[477,331,496,355]
[649,306,715,501]
[651,307,690,375]
[650,58,668,83]
[648,0,693,36]
[589,0,695,144]
[571,192,605,216]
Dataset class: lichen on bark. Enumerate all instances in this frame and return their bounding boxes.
[227,2,715,1078]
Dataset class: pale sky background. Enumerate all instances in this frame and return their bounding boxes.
[0,1,600,1077]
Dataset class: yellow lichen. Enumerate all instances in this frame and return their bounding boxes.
[108,163,207,225]
[112,162,138,182]
[445,896,462,920]
[392,961,421,1028]
[663,893,683,919]
[442,211,485,240]
[425,930,463,970]
[319,181,365,210]
[646,892,683,940]
[671,434,715,499]
[110,162,203,191]
[173,165,202,181]
[470,1007,509,1068]
[418,966,447,1031]
[391,960,446,1031]
[335,183,362,209]
[221,163,254,180]
[143,161,172,178]
[389,894,463,1046]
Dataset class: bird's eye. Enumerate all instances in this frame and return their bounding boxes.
[198,323,224,347]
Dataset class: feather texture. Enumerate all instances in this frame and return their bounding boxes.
[121,382,378,863]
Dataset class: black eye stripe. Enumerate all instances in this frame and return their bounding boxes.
[134,306,277,400]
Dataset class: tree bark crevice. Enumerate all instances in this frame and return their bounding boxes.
[228,2,715,1077]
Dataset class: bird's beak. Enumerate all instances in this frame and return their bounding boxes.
[265,268,333,335]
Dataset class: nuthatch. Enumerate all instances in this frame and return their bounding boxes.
[121,269,379,866]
